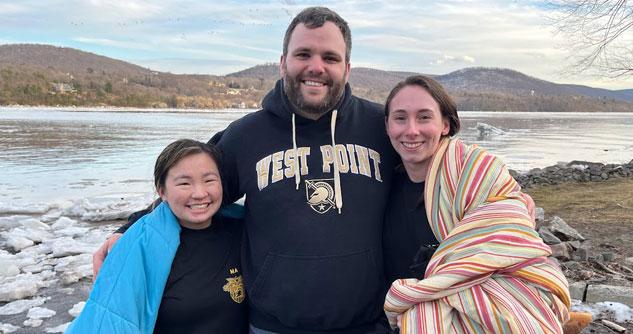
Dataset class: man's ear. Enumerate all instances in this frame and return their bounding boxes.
[344,62,351,83]
[279,54,286,78]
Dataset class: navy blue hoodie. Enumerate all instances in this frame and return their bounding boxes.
[216,80,397,333]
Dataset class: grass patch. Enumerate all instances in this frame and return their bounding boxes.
[524,178,633,257]
[524,178,633,226]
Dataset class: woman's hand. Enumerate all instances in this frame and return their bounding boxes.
[92,233,122,281]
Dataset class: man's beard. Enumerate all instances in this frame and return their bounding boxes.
[283,72,345,117]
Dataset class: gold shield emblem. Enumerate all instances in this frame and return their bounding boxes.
[223,276,245,303]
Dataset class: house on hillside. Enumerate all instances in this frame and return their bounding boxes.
[51,83,76,94]
[209,81,225,88]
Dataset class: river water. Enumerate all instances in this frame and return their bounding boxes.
[1,107,632,212]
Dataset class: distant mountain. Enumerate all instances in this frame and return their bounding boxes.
[349,67,418,93]
[0,44,153,77]
[565,85,633,103]
[227,63,278,80]
[1,43,632,111]
[430,67,633,111]
[436,67,633,103]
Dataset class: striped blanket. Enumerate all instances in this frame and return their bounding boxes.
[384,138,570,333]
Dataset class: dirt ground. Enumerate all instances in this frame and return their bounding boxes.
[525,178,633,333]
[525,178,633,262]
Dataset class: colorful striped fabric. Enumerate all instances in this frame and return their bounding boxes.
[384,138,570,333]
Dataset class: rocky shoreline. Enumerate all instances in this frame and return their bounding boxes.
[517,160,633,332]
[511,159,633,189]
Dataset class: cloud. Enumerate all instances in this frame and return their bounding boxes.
[86,0,163,18]
[431,55,476,66]
[73,37,155,51]
[132,57,258,75]
[0,3,26,14]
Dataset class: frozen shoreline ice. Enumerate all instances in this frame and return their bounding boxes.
[0,203,135,331]
[0,201,120,332]
[0,192,155,222]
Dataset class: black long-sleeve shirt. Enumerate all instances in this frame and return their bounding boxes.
[383,168,438,283]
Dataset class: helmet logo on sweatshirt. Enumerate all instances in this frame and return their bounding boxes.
[223,275,245,304]
[305,179,337,214]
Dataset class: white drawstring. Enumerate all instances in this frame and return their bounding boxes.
[292,113,300,190]
[292,110,343,214]
[330,109,342,214]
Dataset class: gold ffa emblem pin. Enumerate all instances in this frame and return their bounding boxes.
[223,275,245,304]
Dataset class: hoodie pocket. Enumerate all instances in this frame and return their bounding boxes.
[249,249,382,330]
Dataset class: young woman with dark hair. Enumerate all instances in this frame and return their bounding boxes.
[382,76,573,333]
[68,139,248,333]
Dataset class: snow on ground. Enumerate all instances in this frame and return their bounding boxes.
[572,299,633,323]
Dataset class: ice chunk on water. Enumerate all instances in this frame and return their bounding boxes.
[68,301,85,318]
[50,217,76,230]
[61,193,153,222]
[40,209,63,223]
[0,322,20,333]
[476,122,506,137]
[76,225,115,244]
[45,322,69,333]
[0,296,49,315]
[47,237,95,258]
[24,318,43,327]
[19,218,51,230]
[0,256,20,277]
[54,253,93,284]
[0,271,55,302]
[0,202,51,215]
[2,227,54,244]
[54,226,90,238]
[1,248,46,272]
[27,306,56,319]
[4,235,34,252]
[0,215,30,231]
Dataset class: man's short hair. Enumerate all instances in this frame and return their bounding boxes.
[282,6,352,63]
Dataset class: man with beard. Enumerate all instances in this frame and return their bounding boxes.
[94,7,397,334]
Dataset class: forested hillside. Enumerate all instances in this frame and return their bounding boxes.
[1,44,631,112]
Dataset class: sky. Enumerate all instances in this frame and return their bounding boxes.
[1,0,632,90]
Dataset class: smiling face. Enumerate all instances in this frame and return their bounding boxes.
[158,152,222,230]
[386,85,450,182]
[280,21,350,119]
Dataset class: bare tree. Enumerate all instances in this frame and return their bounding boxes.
[548,0,633,77]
